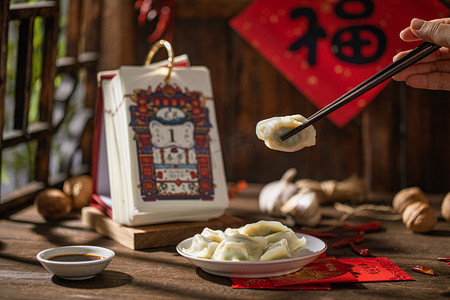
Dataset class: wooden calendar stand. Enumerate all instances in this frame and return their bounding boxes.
[81,206,244,250]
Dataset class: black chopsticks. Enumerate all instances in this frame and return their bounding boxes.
[280,42,441,141]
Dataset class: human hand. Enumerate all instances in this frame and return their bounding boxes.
[392,18,450,91]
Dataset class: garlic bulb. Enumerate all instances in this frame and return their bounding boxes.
[280,188,322,227]
[295,174,365,204]
[259,168,298,217]
[294,179,324,199]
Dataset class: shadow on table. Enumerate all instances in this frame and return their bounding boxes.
[195,268,232,286]
[52,270,133,289]
[428,229,450,237]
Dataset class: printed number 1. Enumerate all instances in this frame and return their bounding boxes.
[169,129,175,142]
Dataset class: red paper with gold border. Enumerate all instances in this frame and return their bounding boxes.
[269,257,357,287]
[269,257,413,287]
[338,257,415,282]
[231,277,331,290]
[230,0,448,127]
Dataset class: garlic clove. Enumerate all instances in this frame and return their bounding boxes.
[259,168,298,217]
[295,179,325,201]
[295,175,365,204]
[281,189,322,227]
[258,181,290,217]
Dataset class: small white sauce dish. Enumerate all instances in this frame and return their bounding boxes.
[36,245,115,280]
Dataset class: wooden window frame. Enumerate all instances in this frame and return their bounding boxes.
[0,0,100,215]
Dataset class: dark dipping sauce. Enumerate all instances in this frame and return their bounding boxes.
[48,254,105,262]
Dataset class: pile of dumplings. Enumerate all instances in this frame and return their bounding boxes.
[182,220,306,261]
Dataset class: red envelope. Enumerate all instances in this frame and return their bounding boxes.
[270,257,357,287]
[230,0,448,127]
[270,257,413,287]
[338,257,415,282]
[231,256,412,289]
[231,277,331,290]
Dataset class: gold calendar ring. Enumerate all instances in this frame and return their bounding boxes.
[144,39,174,83]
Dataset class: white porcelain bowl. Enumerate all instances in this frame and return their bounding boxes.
[37,245,115,280]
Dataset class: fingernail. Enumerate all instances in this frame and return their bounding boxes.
[411,18,425,31]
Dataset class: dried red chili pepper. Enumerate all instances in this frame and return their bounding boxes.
[350,242,370,256]
[135,0,153,25]
[294,230,338,239]
[341,221,382,233]
[227,180,248,199]
[437,257,450,262]
[411,265,436,276]
[134,0,175,42]
[331,231,364,248]
[447,262,450,268]
[148,4,172,43]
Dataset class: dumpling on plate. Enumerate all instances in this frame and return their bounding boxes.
[211,234,268,261]
[256,114,316,152]
[183,234,219,259]
[265,231,306,253]
[182,220,309,262]
[201,228,226,243]
[238,220,291,237]
[224,227,240,237]
[260,239,291,261]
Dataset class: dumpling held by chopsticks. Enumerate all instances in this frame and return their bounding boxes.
[256,114,316,152]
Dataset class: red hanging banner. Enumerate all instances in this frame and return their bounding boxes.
[230,0,448,127]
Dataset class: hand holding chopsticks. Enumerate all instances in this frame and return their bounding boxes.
[280,42,440,141]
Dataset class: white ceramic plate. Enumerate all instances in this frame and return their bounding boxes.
[176,233,327,278]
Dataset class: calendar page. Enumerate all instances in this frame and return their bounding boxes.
[120,66,228,210]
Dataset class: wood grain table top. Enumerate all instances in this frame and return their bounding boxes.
[1,186,449,299]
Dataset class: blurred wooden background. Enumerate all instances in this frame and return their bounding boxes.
[1,0,448,214]
[100,0,448,194]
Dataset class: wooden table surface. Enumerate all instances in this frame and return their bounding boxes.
[1,186,449,299]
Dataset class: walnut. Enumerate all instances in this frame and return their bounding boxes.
[63,175,93,210]
[35,188,72,219]
[392,187,428,214]
[441,192,450,223]
[402,201,437,233]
